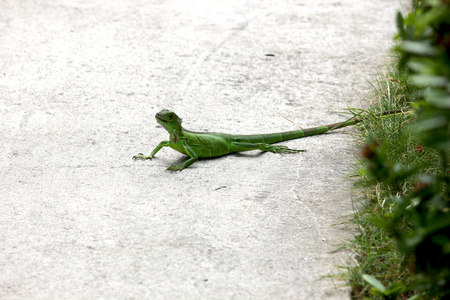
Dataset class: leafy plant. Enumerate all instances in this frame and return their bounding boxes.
[362,274,408,300]
[360,0,450,298]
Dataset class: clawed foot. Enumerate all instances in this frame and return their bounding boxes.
[133,153,153,160]
[272,145,306,153]
[261,144,306,153]
[167,164,183,171]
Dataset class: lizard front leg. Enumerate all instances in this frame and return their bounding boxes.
[133,140,170,160]
[167,142,198,171]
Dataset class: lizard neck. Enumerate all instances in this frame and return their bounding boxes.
[169,127,186,143]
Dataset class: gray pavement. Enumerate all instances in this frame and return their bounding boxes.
[1,0,402,299]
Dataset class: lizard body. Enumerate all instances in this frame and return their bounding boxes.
[133,109,392,171]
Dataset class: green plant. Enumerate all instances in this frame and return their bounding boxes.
[341,71,418,299]
[362,274,407,300]
[360,0,450,297]
[342,1,450,298]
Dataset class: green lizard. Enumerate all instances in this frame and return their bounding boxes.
[133,109,401,171]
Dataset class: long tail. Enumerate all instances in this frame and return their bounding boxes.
[232,109,408,144]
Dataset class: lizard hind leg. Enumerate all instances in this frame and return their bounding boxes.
[259,143,306,153]
[230,141,305,154]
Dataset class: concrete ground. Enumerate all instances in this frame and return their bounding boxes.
[1,0,402,299]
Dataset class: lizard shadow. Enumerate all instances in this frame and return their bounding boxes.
[231,152,266,158]
[165,151,268,170]
[173,151,266,165]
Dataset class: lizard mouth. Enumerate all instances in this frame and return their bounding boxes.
[155,110,182,124]
[155,112,167,123]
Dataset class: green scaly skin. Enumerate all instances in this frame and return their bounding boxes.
[132,109,396,171]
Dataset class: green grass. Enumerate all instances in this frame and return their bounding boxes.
[340,63,442,299]
[339,1,450,297]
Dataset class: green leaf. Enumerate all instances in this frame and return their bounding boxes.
[425,89,450,108]
[384,281,405,296]
[362,274,386,293]
[409,75,448,87]
[396,12,406,38]
[413,116,447,131]
[403,231,425,249]
[400,41,438,56]
[407,60,428,72]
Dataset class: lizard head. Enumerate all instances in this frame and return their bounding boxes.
[155,109,182,132]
